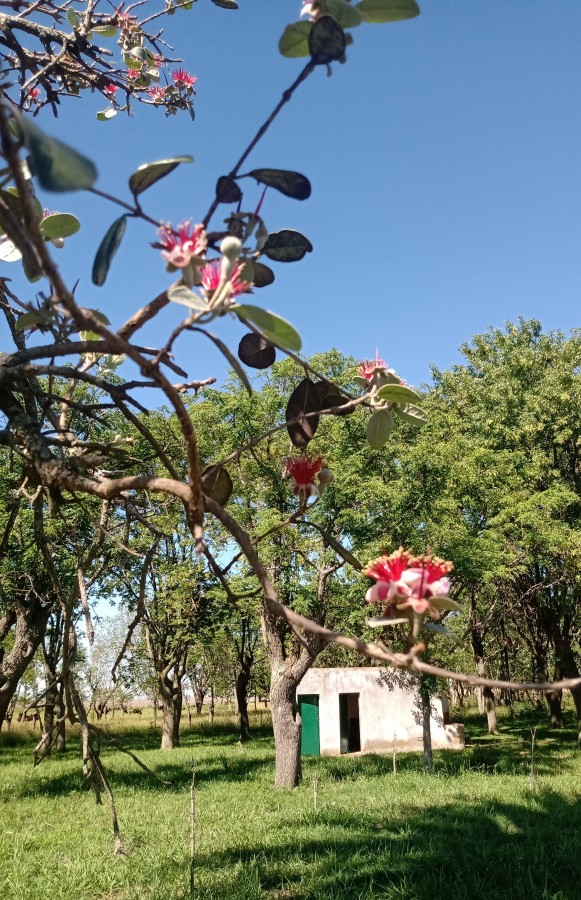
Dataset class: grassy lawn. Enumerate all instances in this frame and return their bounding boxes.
[1,704,580,900]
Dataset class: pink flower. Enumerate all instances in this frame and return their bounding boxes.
[149,86,165,102]
[157,221,207,269]
[126,69,140,81]
[364,549,454,619]
[172,69,197,89]
[359,351,388,382]
[104,84,119,96]
[199,259,252,296]
[27,87,41,101]
[285,456,323,502]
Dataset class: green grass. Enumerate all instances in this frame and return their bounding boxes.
[1,704,581,899]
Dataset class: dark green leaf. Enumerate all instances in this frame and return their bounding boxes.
[210,0,238,8]
[367,409,394,449]
[215,176,242,204]
[376,383,422,404]
[356,0,420,23]
[202,465,233,505]
[252,261,275,288]
[279,21,312,58]
[0,189,22,235]
[235,304,302,352]
[18,116,97,192]
[91,216,127,286]
[286,377,321,447]
[316,380,354,416]
[326,0,363,27]
[128,156,193,198]
[39,213,80,240]
[247,169,311,201]
[308,15,347,65]
[191,326,252,396]
[238,333,276,369]
[261,229,313,263]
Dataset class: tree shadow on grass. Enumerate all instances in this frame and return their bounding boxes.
[188,788,581,900]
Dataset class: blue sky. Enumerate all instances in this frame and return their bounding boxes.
[7,0,581,390]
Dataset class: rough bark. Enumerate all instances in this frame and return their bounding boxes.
[159,675,182,750]
[0,600,51,729]
[236,662,251,742]
[261,601,323,788]
[420,688,433,772]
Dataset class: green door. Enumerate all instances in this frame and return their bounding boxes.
[299,694,320,756]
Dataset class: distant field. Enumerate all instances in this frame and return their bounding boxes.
[1,704,580,900]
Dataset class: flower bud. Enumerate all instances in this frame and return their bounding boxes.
[220,236,242,260]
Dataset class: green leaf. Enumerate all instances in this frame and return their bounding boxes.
[79,331,103,343]
[92,25,118,37]
[393,403,428,425]
[247,168,311,201]
[356,0,420,23]
[279,21,312,58]
[167,284,209,311]
[91,216,127,286]
[96,108,117,121]
[261,229,313,263]
[17,116,97,192]
[429,597,461,612]
[367,409,394,449]
[39,213,80,240]
[235,305,302,352]
[352,375,369,390]
[15,310,46,331]
[128,156,193,198]
[0,189,23,235]
[366,615,409,628]
[308,15,347,65]
[67,7,80,28]
[88,310,111,325]
[376,383,422,404]
[210,0,238,7]
[326,0,363,27]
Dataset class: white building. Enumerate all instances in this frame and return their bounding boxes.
[297,667,464,756]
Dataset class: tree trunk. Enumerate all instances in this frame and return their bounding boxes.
[270,667,302,788]
[194,686,205,715]
[208,684,215,723]
[236,662,252,742]
[420,686,433,772]
[470,594,499,734]
[55,681,66,752]
[0,601,51,729]
[158,676,182,750]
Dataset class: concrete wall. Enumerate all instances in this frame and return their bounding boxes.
[297,667,464,755]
